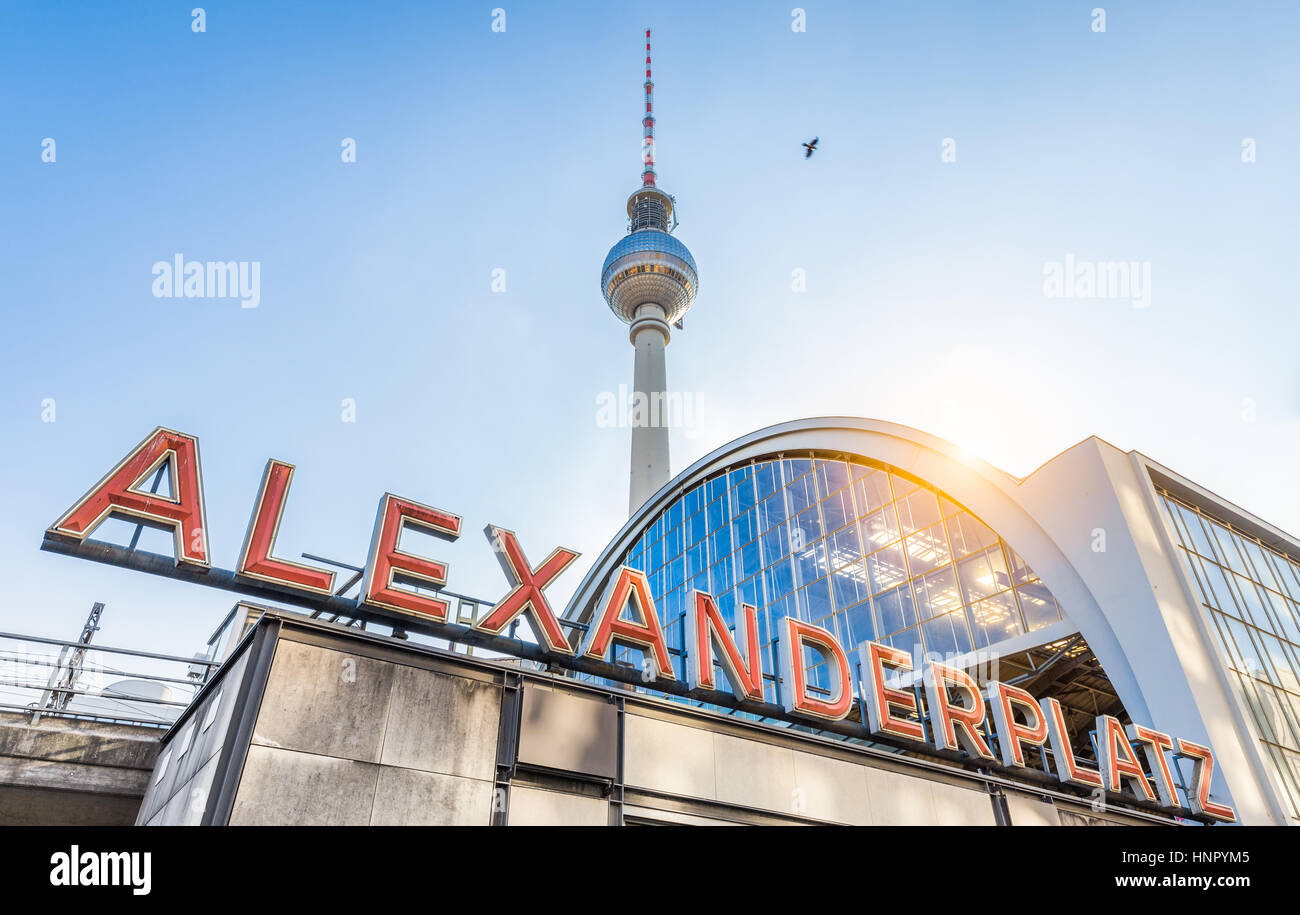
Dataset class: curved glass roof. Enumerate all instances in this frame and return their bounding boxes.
[605,453,1065,701]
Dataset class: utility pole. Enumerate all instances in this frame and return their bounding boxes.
[32,601,104,724]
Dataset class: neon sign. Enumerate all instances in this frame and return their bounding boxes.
[42,426,1236,823]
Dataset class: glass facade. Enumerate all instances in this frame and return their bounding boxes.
[600,454,1065,707]
[1159,490,1300,819]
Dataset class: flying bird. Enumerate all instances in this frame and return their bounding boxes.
[802,137,819,158]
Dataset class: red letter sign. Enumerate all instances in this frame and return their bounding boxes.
[477,525,579,654]
[1039,696,1103,788]
[1097,714,1156,801]
[360,493,462,621]
[780,617,852,721]
[986,680,1050,768]
[685,591,763,700]
[924,661,994,760]
[48,427,209,567]
[236,460,335,595]
[580,567,675,680]
[1175,737,1237,822]
[859,641,927,742]
[1126,724,1178,808]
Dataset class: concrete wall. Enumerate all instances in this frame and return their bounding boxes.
[622,710,996,825]
[136,614,1166,826]
[0,712,160,825]
[229,637,500,826]
[508,785,609,826]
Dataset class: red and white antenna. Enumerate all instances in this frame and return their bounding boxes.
[642,28,656,187]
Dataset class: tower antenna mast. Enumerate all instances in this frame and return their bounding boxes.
[642,29,656,188]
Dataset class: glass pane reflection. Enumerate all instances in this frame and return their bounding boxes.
[598,455,1067,704]
[1160,490,1300,817]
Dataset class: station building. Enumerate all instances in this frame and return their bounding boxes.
[132,417,1299,826]
[41,33,1297,829]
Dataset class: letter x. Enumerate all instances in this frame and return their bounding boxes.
[478,525,579,654]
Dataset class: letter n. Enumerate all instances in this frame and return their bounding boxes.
[685,591,763,700]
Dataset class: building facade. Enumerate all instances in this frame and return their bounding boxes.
[125,415,1298,826]
[136,607,1162,826]
[559,417,1296,826]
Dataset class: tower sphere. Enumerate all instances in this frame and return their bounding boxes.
[601,187,699,327]
[612,28,697,514]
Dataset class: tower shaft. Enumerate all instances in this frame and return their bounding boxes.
[601,28,697,515]
[628,305,671,514]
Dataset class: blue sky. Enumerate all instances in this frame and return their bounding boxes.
[1,1,1297,657]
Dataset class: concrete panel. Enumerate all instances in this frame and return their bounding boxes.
[379,666,499,780]
[622,804,740,825]
[0,712,159,769]
[230,745,378,826]
[165,720,201,801]
[930,779,997,825]
[370,767,493,826]
[152,756,205,826]
[179,754,220,826]
[157,770,201,827]
[1056,803,1150,826]
[137,649,248,825]
[623,715,715,800]
[792,750,872,825]
[0,711,159,825]
[174,649,248,792]
[866,766,939,825]
[517,686,617,778]
[0,754,151,798]
[253,640,395,763]
[714,733,796,814]
[508,785,608,826]
[137,743,179,826]
[1005,791,1062,826]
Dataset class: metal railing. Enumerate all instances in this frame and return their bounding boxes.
[0,630,219,729]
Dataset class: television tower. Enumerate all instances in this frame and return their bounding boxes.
[601,29,699,515]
